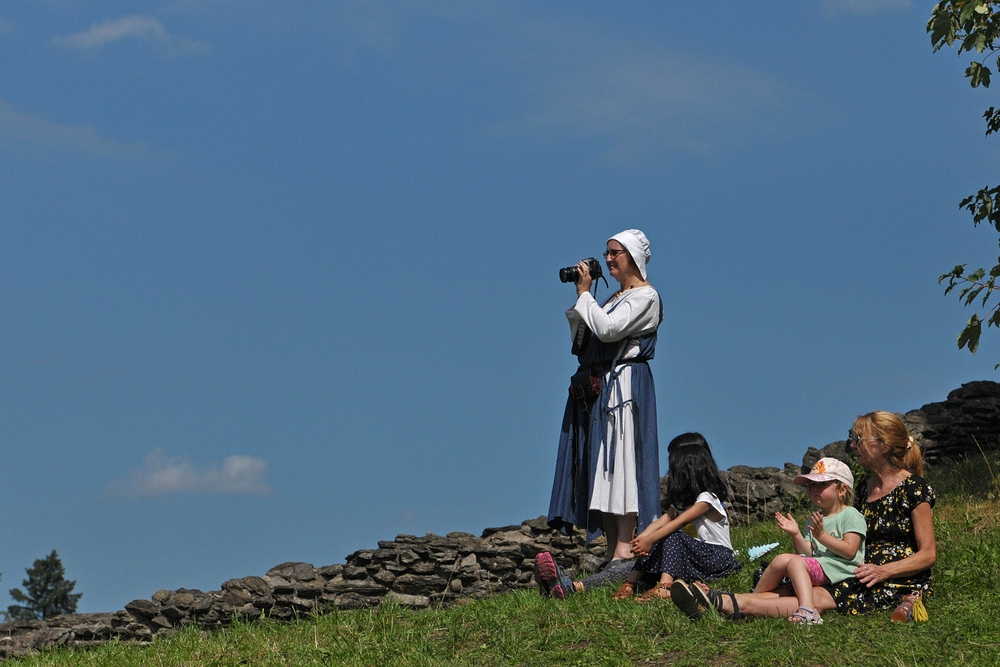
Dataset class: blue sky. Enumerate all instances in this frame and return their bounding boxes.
[1,0,998,613]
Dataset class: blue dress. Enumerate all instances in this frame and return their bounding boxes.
[547,290,662,542]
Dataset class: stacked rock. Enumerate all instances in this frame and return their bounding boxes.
[905,381,1000,462]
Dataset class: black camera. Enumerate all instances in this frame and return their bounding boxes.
[559,258,603,284]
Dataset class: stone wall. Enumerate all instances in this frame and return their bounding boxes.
[2,381,998,659]
[904,381,1000,462]
[0,522,603,658]
[716,379,1000,525]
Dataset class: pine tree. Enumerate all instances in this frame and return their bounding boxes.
[7,550,82,620]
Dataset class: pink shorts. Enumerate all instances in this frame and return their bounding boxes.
[798,556,831,586]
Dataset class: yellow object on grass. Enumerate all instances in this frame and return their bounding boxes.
[912,594,929,622]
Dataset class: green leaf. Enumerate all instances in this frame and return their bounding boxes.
[958,314,983,353]
[961,1,991,21]
[985,107,1000,137]
[967,61,993,87]
[960,1,978,23]
[964,285,985,305]
[928,7,958,48]
[966,61,980,82]
[964,31,990,53]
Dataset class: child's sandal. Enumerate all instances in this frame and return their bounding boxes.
[611,582,634,600]
[788,606,823,625]
[635,583,671,603]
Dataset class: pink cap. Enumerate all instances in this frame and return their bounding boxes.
[794,457,854,488]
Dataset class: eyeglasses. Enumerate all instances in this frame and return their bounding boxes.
[603,248,627,259]
[847,430,879,446]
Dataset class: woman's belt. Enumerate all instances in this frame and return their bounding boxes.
[585,357,650,374]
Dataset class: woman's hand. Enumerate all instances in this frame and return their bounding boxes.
[575,260,593,296]
[806,511,826,539]
[774,512,801,537]
[630,535,652,556]
[855,563,889,588]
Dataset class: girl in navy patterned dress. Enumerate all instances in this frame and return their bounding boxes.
[613,432,741,601]
[534,432,740,601]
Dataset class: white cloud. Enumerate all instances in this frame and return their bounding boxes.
[54,15,208,55]
[824,0,911,15]
[59,15,168,48]
[105,448,273,497]
[325,4,783,160]
[0,99,137,155]
[141,3,779,161]
[499,41,782,161]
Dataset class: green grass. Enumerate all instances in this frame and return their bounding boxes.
[14,455,1000,666]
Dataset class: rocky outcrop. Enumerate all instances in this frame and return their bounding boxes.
[905,381,1000,462]
[2,381,998,658]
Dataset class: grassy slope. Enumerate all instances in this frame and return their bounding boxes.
[13,457,1000,667]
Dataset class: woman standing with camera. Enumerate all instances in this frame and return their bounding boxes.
[547,229,663,564]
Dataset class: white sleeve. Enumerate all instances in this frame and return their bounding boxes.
[571,288,660,343]
[695,492,727,517]
[565,306,583,342]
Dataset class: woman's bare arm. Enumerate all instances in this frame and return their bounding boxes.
[855,502,936,587]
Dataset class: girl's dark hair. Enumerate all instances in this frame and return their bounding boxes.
[663,432,728,509]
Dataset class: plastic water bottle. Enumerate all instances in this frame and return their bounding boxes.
[891,591,920,623]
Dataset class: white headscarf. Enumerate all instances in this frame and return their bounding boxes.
[608,229,651,280]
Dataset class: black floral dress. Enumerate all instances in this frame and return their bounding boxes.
[827,475,935,614]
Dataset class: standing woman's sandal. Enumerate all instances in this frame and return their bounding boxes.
[612,582,635,600]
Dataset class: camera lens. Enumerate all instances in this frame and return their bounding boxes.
[559,267,579,283]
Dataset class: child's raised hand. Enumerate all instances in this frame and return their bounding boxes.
[774,512,800,536]
[806,511,825,539]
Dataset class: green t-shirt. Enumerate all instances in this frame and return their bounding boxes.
[805,506,867,584]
